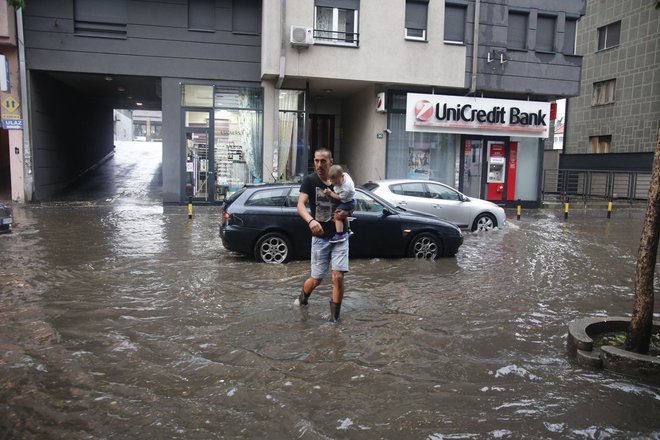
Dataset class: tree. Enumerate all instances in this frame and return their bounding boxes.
[625,129,660,353]
[6,0,24,9]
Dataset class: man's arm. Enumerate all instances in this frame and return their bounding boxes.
[298,191,323,236]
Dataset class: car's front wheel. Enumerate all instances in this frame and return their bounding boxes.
[254,232,292,264]
[472,213,497,231]
[408,232,443,260]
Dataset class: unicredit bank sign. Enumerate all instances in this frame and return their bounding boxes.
[406,93,551,138]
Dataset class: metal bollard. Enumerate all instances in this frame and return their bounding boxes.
[564,196,569,220]
[607,198,613,219]
[517,199,521,220]
[188,197,193,219]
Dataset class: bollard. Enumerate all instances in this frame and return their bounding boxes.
[188,197,193,219]
[517,199,521,220]
[564,196,569,220]
[607,198,613,219]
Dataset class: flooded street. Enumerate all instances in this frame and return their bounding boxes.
[1,143,659,439]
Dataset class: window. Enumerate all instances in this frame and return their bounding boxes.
[444,3,466,43]
[536,15,556,52]
[314,0,359,46]
[392,182,426,198]
[563,17,578,54]
[597,21,621,51]
[74,0,127,38]
[592,79,616,106]
[278,90,306,180]
[507,11,528,50]
[427,183,460,201]
[590,136,611,154]
[405,0,428,41]
[233,0,261,34]
[189,0,215,31]
[245,188,288,207]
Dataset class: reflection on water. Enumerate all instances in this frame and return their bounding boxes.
[1,205,659,439]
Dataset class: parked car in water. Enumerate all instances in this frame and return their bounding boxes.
[219,183,463,263]
[0,203,12,234]
[362,179,506,232]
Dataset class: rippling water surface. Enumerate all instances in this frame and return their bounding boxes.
[1,203,659,439]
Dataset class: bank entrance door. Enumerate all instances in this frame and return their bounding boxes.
[462,138,484,199]
[184,110,215,202]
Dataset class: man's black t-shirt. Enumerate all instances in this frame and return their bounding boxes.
[300,172,337,239]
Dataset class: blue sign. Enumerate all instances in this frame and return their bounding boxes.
[2,119,23,129]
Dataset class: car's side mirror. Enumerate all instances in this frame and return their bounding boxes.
[382,208,394,216]
[462,195,470,202]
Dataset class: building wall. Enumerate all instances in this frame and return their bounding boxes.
[475,0,586,98]
[565,0,659,155]
[262,0,466,88]
[22,0,261,81]
[341,85,387,185]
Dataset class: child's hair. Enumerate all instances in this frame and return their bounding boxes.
[329,165,344,179]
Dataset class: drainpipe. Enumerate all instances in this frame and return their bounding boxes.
[469,0,480,95]
[272,0,286,180]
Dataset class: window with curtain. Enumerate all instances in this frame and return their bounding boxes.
[189,0,215,31]
[563,17,578,54]
[597,21,621,51]
[444,3,466,43]
[74,0,127,37]
[590,135,611,154]
[592,79,616,106]
[233,0,261,34]
[405,0,428,41]
[278,90,306,181]
[314,0,359,46]
[536,15,556,52]
[507,11,528,50]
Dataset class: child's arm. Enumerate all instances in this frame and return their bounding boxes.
[323,188,341,201]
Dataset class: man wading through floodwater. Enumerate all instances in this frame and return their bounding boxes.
[294,148,349,322]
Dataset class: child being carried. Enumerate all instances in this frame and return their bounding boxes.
[324,165,356,243]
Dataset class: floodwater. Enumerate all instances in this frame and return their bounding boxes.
[1,142,659,439]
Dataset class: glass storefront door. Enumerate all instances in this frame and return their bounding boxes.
[184,110,214,202]
[462,138,483,199]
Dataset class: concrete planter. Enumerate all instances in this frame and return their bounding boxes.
[567,316,660,383]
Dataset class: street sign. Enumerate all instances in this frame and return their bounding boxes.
[2,96,19,112]
[2,119,23,129]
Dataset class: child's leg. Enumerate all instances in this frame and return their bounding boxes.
[335,209,347,233]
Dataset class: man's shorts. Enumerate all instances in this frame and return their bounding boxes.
[311,236,349,279]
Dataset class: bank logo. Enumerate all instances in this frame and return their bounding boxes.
[414,100,434,121]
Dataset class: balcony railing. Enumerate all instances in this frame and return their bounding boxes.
[313,29,359,47]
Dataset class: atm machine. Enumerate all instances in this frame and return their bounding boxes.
[486,142,506,201]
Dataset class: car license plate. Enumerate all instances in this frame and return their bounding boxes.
[1,217,11,225]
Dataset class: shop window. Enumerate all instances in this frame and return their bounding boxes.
[597,21,620,51]
[74,0,127,38]
[405,0,428,41]
[536,14,556,52]
[314,0,359,46]
[507,11,528,50]
[233,0,261,34]
[511,137,540,202]
[563,17,578,55]
[592,79,616,106]
[189,0,215,32]
[278,90,306,181]
[590,136,611,154]
[444,2,466,43]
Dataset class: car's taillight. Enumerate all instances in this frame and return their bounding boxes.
[223,212,232,220]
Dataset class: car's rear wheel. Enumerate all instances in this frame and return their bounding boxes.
[408,232,443,260]
[472,213,496,231]
[254,232,292,264]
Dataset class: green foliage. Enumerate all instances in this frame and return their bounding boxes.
[6,0,25,9]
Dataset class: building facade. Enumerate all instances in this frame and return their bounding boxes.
[10,1,588,206]
[262,0,586,208]
[564,0,659,172]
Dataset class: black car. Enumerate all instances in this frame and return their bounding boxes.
[0,203,12,234]
[219,183,463,263]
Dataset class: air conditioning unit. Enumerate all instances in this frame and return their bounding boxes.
[290,26,314,47]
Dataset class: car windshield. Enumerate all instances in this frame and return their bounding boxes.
[355,188,400,212]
